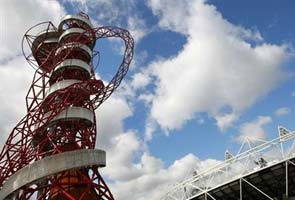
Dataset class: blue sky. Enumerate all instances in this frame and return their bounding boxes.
[0,0,295,199]
[62,0,295,162]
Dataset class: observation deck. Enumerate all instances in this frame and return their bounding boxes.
[0,11,134,199]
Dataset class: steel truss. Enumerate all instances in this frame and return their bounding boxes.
[0,13,134,200]
[162,127,295,200]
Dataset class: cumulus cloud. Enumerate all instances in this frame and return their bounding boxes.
[95,91,220,199]
[0,57,32,147]
[62,0,148,42]
[96,94,133,150]
[102,131,144,181]
[127,16,149,42]
[131,71,151,90]
[104,141,220,200]
[109,154,196,200]
[2,1,287,199]
[238,116,272,142]
[0,0,65,60]
[215,112,239,131]
[0,0,65,148]
[275,107,291,116]
[94,81,223,199]
[64,0,135,24]
[144,117,159,141]
[139,0,291,136]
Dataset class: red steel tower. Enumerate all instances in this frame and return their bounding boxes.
[0,13,134,199]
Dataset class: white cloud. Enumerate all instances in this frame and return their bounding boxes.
[141,0,291,136]
[102,131,144,181]
[275,107,291,116]
[62,0,148,43]
[105,145,220,200]
[0,0,66,148]
[138,93,154,105]
[127,16,149,42]
[147,0,191,34]
[238,116,272,142]
[0,57,33,147]
[94,92,220,199]
[95,88,220,200]
[130,50,149,71]
[0,2,215,199]
[95,93,207,199]
[109,154,196,200]
[144,118,158,141]
[131,71,151,90]
[215,113,239,131]
[1,1,288,199]
[0,0,65,60]
[96,94,133,150]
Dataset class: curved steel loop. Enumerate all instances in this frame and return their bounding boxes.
[0,25,134,192]
[1,29,98,183]
[91,26,134,109]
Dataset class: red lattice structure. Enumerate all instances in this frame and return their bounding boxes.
[0,13,134,200]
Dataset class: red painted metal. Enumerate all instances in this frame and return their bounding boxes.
[0,12,134,199]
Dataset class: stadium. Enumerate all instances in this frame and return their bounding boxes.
[162,127,295,200]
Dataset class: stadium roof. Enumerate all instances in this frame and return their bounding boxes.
[162,126,295,200]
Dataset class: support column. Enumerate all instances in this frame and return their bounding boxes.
[286,160,289,198]
[242,178,273,200]
[240,178,243,200]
